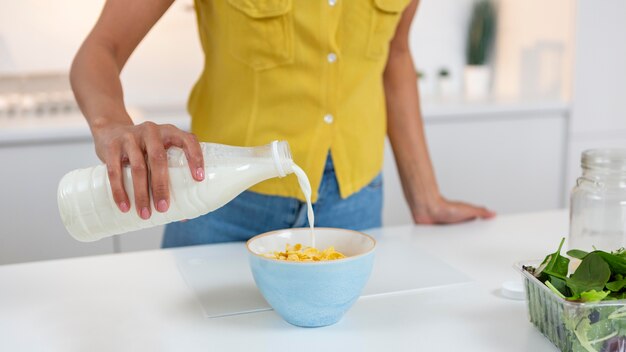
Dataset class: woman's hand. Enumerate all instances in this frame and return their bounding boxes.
[69,0,184,220]
[92,120,204,219]
[409,195,496,225]
[383,0,495,226]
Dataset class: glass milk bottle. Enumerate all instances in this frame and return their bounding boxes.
[58,141,294,242]
[569,149,626,251]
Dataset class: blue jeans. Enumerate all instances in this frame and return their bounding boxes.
[162,155,383,248]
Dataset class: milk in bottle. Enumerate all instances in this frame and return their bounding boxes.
[58,141,312,242]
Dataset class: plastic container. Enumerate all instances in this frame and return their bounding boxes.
[519,261,626,352]
[569,149,626,252]
[58,141,294,242]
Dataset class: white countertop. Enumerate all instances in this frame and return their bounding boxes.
[0,99,569,146]
[0,210,568,351]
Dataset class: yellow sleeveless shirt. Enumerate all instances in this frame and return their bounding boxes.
[189,0,410,202]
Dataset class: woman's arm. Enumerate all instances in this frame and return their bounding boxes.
[71,0,204,220]
[383,0,495,224]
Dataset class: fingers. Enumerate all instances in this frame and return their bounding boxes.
[478,206,497,219]
[105,142,130,213]
[144,125,170,213]
[454,202,496,222]
[181,132,204,181]
[162,125,204,181]
[124,135,151,220]
[412,198,496,225]
[458,201,496,220]
[100,122,201,220]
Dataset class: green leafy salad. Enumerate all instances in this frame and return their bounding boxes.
[524,238,626,352]
[526,238,626,302]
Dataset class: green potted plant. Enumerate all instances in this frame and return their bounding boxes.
[464,0,496,99]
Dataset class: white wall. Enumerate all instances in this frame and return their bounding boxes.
[412,0,575,100]
[0,0,574,107]
[409,0,474,96]
[571,0,626,135]
[0,1,101,73]
[0,0,201,107]
[492,0,575,100]
[566,0,626,195]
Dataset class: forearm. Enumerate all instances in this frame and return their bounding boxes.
[383,47,495,223]
[70,0,174,136]
[67,0,205,218]
[70,41,133,134]
[384,49,441,208]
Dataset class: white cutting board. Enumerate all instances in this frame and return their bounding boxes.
[171,230,472,318]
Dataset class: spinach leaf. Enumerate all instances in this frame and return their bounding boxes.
[548,276,570,297]
[607,291,626,300]
[545,280,567,299]
[580,290,610,302]
[567,252,611,297]
[535,238,570,280]
[567,249,589,260]
[606,278,626,292]
[594,251,626,276]
[613,248,626,259]
[566,316,595,352]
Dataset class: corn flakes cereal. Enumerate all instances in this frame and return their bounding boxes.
[263,243,346,262]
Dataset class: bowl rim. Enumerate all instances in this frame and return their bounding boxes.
[246,227,377,265]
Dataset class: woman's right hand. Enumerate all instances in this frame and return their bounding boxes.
[69,0,186,220]
[92,120,205,220]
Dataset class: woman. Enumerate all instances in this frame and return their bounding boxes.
[70,0,495,247]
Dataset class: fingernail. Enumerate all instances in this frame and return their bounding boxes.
[140,207,150,220]
[196,167,204,180]
[119,201,130,212]
[157,199,168,212]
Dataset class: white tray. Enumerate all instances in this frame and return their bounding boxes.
[172,229,472,318]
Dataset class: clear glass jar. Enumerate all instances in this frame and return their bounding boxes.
[569,149,626,251]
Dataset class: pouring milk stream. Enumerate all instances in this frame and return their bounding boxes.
[58,141,316,245]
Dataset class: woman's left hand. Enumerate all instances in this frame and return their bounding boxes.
[410,196,496,225]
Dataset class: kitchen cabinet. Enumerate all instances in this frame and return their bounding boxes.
[0,133,163,265]
[0,140,117,264]
[382,101,569,226]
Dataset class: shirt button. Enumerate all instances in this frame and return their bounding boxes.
[327,53,337,63]
[329,0,337,6]
[323,114,334,124]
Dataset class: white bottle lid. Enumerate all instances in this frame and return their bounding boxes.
[501,280,526,300]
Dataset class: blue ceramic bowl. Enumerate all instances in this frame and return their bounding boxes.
[246,228,376,327]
